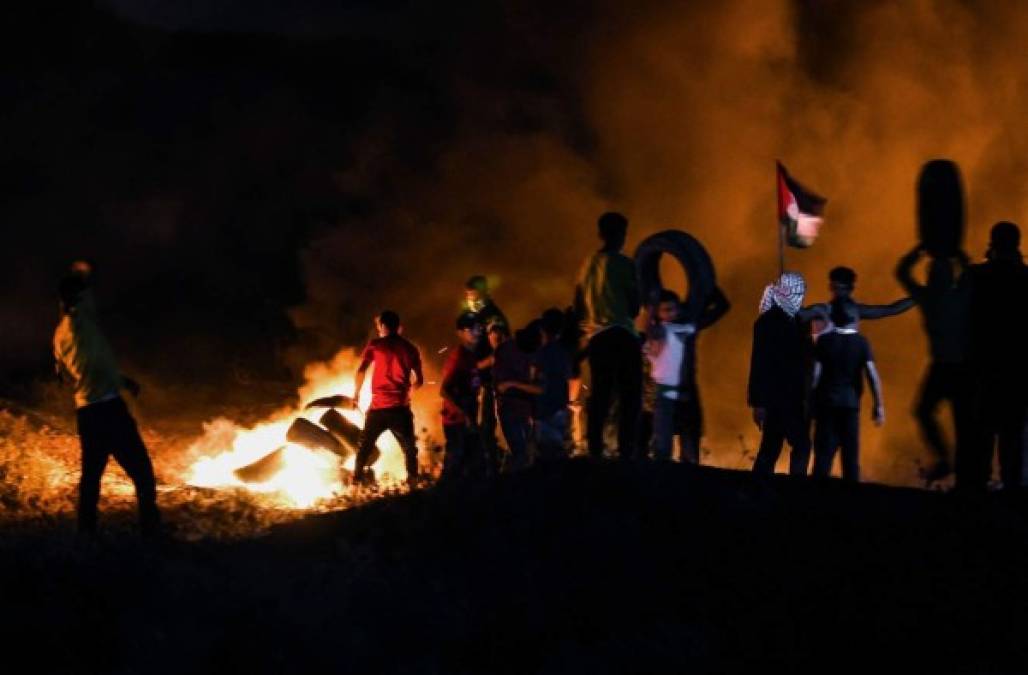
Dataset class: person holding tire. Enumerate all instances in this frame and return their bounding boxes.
[574,212,642,459]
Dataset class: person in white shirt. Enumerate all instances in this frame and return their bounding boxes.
[644,290,697,461]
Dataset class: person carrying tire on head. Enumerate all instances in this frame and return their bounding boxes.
[749,271,814,476]
[574,211,642,459]
[351,310,424,488]
[53,262,162,538]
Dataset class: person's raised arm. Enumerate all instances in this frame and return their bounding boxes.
[895,246,926,300]
[697,286,730,330]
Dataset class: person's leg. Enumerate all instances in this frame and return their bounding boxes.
[75,404,110,535]
[783,405,812,476]
[996,390,1026,491]
[752,408,786,475]
[956,381,991,492]
[637,409,654,460]
[479,387,500,476]
[384,407,420,484]
[679,395,702,465]
[587,332,615,458]
[651,397,675,461]
[915,363,950,465]
[811,409,838,478]
[499,412,530,471]
[536,409,570,461]
[838,409,861,482]
[614,329,642,459]
[441,424,465,483]
[354,410,388,485]
[107,399,160,534]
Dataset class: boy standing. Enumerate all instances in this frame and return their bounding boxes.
[352,310,424,486]
[490,322,534,471]
[644,290,698,461]
[439,313,484,482]
[811,303,885,482]
[531,309,574,461]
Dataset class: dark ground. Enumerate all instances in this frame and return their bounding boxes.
[3,459,1028,674]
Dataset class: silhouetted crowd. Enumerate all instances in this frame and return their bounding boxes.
[53,160,1028,538]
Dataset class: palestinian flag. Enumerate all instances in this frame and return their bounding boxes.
[777,161,827,248]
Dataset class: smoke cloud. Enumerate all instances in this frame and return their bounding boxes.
[8,0,1028,484]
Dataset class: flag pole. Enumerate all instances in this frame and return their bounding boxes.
[778,220,785,277]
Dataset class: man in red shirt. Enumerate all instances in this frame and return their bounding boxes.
[352,310,424,486]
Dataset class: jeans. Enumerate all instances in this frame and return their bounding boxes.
[76,397,160,534]
[499,412,532,471]
[355,406,418,483]
[587,327,642,459]
[812,407,861,481]
[441,423,484,483]
[536,409,570,461]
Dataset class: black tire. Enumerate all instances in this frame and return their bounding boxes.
[286,417,346,457]
[917,159,965,257]
[634,230,716,320]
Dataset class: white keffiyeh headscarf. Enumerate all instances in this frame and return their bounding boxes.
[758,272,806,317]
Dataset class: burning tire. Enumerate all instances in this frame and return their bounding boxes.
[634,229,716,319]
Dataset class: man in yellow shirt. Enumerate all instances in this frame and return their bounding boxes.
[54,263,160,537]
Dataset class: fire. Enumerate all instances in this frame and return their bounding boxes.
[185,348,434,509]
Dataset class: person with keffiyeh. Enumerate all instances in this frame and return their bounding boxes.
[748,272,815,476]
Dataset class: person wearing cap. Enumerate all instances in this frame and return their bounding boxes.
[810,302,886,482]
[439,312,485,482]
[53,262,161,537]
[749,272,814,476]
[963,222,1028,492]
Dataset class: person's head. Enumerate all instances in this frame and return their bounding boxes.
[486,321,509,349]
[455,312,481,348]
[656,289,681,323]
[58,272,90,314]
[540,307,565,342]
[828,266,857,299]
[515,320,543,354]
[829,298,858,329]
[598,211,628,251]
[375,310,401,337]
[464,275,490,311]
[987,221,1022,261]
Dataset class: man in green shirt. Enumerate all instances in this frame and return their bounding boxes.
[574,212,642,458]
[54,263,161,537]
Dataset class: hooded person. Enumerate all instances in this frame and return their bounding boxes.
[748,272,814,476]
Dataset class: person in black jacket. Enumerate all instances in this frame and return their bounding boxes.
[963,222,1028,492]
[749,272,813,476]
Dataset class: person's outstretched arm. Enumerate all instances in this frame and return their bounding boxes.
[411,348,424,390]
[698,287,730,329]
[895,246,926,300]
[856,297,916,320]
